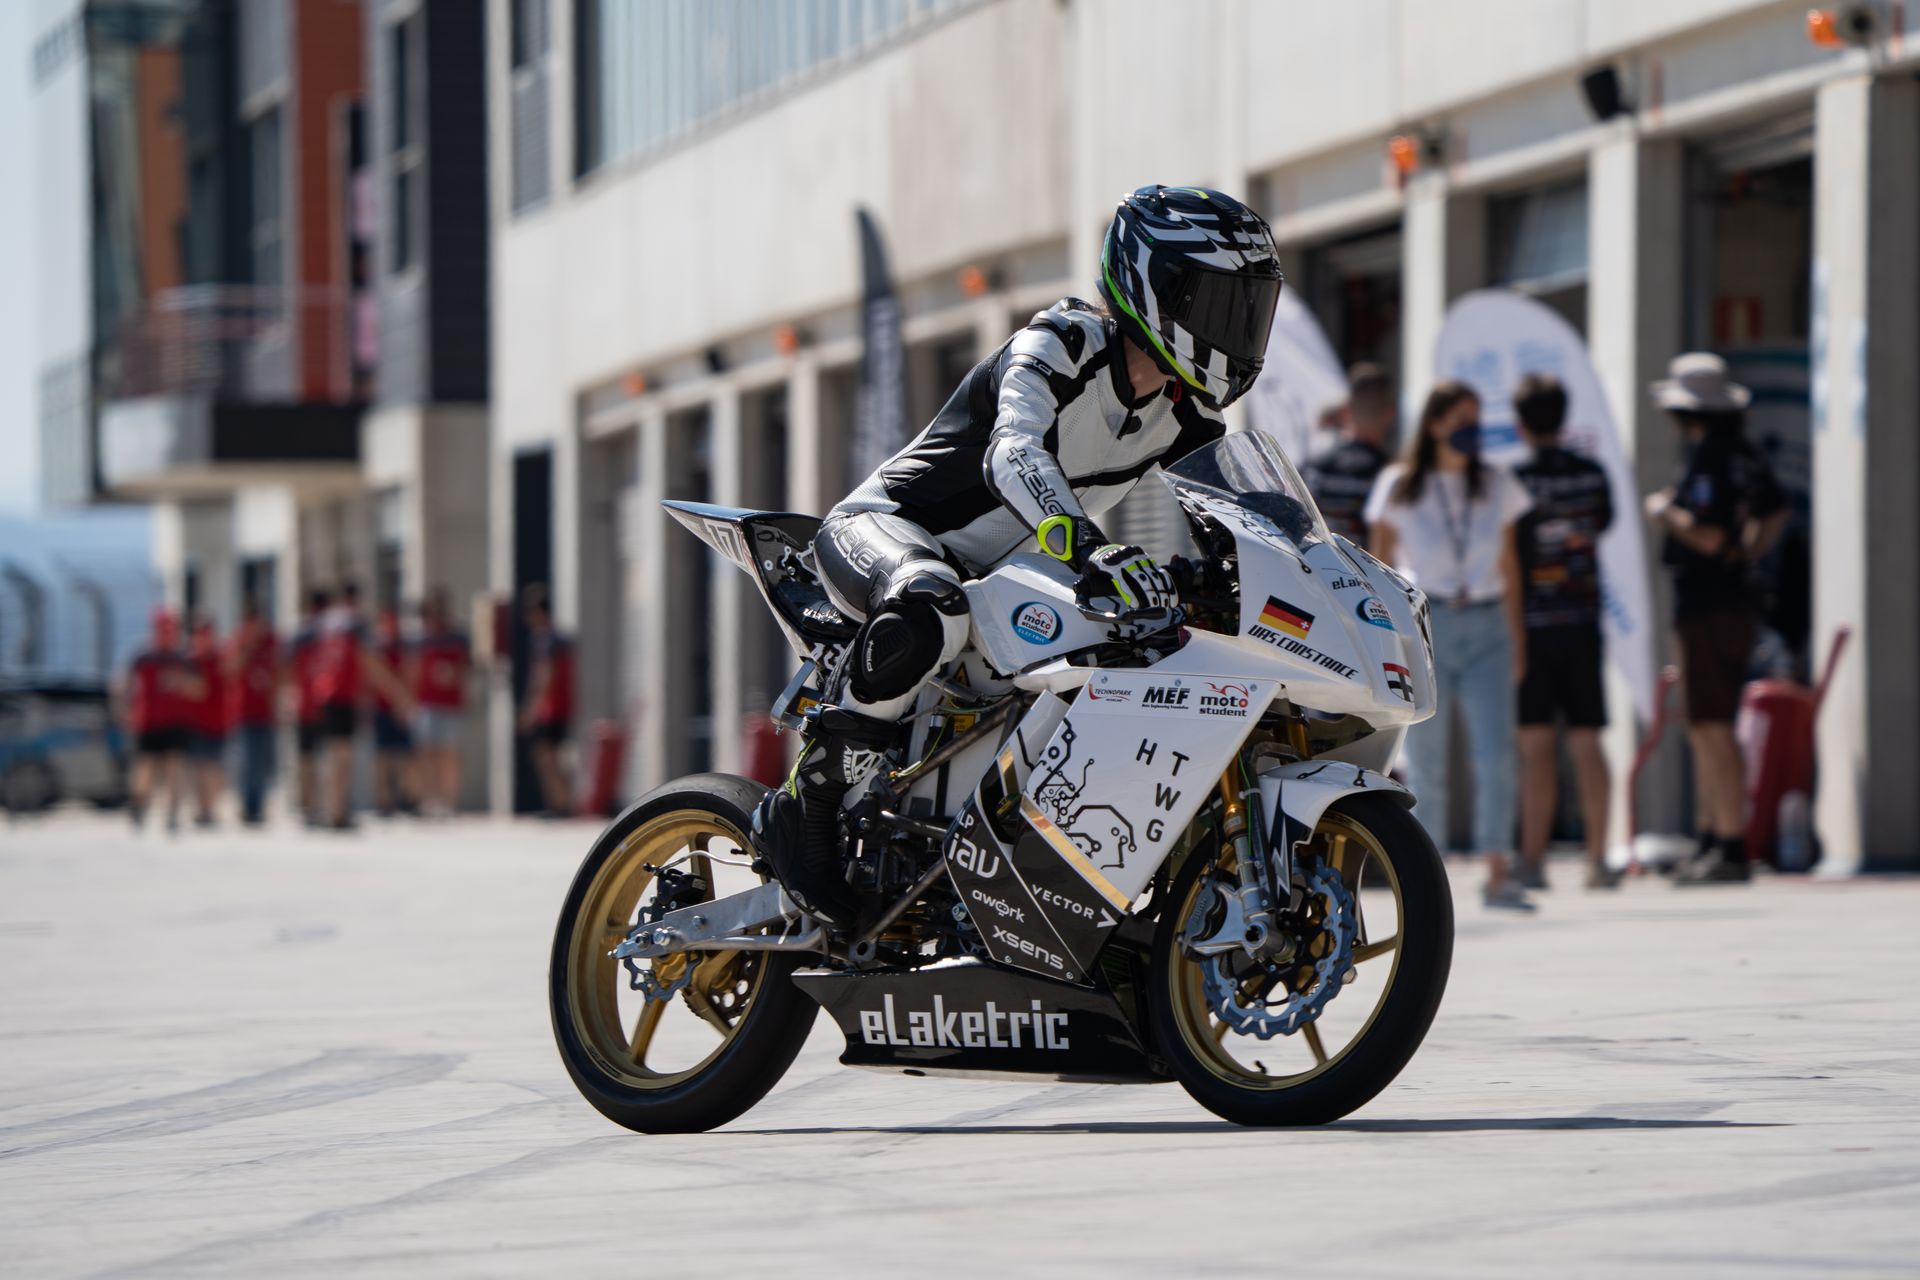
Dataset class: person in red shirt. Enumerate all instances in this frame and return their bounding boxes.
[288,588,328,825]
[186,614,228,827]
[517,585,575,817]
[120,606,192,832]
[370,606,417,817]
[227,597,279,826]
[410,588,471,817]
[314,581,411,830]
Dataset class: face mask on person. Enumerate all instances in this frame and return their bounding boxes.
[1446,421,1483,456]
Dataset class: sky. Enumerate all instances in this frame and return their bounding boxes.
[0,3,36,513]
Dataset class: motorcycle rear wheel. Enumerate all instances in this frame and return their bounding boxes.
[549,773,818,1133]
[1149,793,1452,1126]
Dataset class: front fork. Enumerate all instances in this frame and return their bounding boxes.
[1217,754,1291,953]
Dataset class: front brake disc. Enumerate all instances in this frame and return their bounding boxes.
[1201,858,1356,1040]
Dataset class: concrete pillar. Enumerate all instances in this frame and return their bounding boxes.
[633,407,674,792]
[786,356,825,517]
[975,302,1008,370]
[1400,175,1486,425]
[1811,75,1920,874]
[552,420,582,637]
[486,434,515,814]
[150,501,186,611]
[616,459,648,797]
[1587,126,1689,850]
[162,498,239,628]
[233,485,302,626]
[707,387,747,774]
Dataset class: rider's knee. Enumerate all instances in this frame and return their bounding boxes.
[887,567,969,662]
[848,602,944,708]
[844,572,969,720]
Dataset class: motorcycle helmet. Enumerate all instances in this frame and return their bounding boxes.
[1097,184,1284,409]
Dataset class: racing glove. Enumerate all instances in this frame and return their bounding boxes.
[1080,543,1177,614]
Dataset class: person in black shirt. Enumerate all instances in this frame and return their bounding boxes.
[1511,374,1616,891]
[1304,362,1395,543]
[1644,354,1789,885]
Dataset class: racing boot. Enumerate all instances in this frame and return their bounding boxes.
[751,707,903,925]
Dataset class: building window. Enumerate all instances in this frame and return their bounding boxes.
[572,0,981,182]
[510,0,552,212]
[247,106,284,294]
[389,15,424,272]
[512,0,550,69]
[1487,179,1590,331]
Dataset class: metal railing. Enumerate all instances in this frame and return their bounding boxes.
[105,284,367,404]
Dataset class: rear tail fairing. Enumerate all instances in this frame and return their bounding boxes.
[662,501,856,659]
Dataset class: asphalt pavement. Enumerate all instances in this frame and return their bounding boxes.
[1,812,1916,1278]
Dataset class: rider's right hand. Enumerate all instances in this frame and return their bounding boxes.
[1079,543,1178,616]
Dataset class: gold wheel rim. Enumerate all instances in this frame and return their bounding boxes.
[1169,810,1405,1090]
[565,809,768,1089]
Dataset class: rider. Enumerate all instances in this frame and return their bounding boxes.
[755,184,1284,921]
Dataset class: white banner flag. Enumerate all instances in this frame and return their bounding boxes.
[1435,290,1658,722]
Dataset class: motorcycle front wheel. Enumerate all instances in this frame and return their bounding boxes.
[549,773,818,1133]
[1148,792,1453,1126]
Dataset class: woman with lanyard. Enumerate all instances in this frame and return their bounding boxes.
[1365,380,1535,910]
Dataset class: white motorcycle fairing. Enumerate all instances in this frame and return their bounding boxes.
[1257,758,1414,856]
[941,435,1435,987]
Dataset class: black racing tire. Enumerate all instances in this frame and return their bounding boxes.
[549,773,819,1134]
[1148,792,1452,1126]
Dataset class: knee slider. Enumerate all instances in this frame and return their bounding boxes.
[849,601,945,704]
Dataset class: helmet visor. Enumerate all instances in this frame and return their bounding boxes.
[1159,264,1282,362]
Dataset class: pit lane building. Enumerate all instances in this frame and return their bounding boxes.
[484,0,1915,869]
[35,1,1913,865]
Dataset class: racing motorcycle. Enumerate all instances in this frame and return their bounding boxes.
[550,431,1451,1132]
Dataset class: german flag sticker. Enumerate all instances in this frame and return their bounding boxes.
[1258,596,1314,640]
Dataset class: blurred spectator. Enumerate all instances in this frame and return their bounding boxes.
[1645,354,1789,885]
[1366,381,1534,910]
[518,585,575,818]
[311,582,411,831]
[122,607,191,833]
[371,606,417,818]
[290,589,328,825]
[186,615,228,828]
[228,597,279,827]
[1304,363,1396,543]
[1510,374,1617,891]
[411,588,472,817]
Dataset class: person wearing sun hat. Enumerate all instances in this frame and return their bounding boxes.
[1643,353,1789,885]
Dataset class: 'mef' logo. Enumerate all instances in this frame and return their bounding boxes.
[1142,684,1189,707]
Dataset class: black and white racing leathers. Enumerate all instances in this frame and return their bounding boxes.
[815,297,1224,721]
